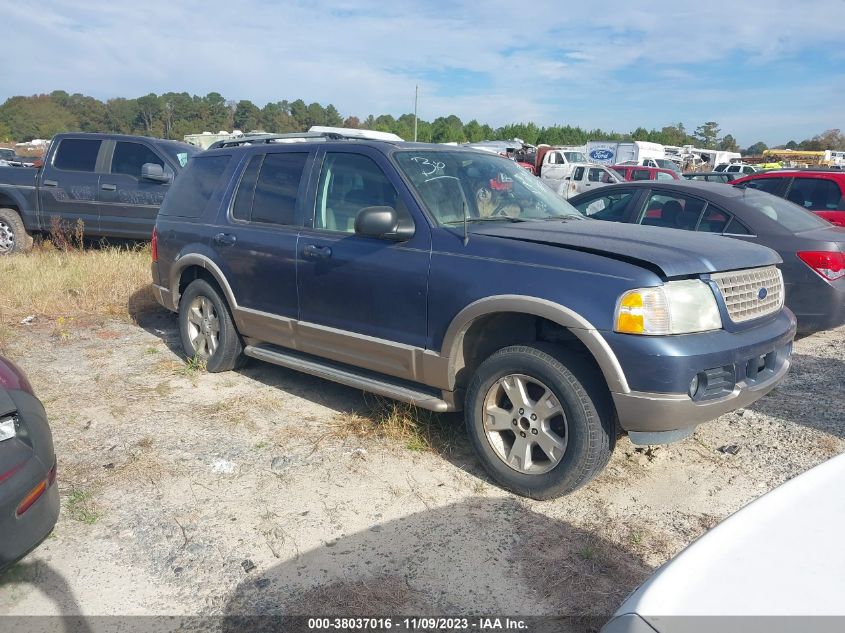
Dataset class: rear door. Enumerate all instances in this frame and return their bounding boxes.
[38,137,105,234]
[98,140,173,239]
[215,149,313,349]
[296,147,431,377]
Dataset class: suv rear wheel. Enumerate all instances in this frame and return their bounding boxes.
[465,344,615,499]
[178,279,245,372]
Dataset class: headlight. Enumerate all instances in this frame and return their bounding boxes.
[615,280,722,335]
[0,416,16,442]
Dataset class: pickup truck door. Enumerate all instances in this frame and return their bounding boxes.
[38,137,104,234]
[98,140,172,239]
[540,151,570,187]
[296,148,431,379]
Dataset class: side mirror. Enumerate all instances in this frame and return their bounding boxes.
[354,206,413,241]
[141,163,171,183]
[564,176,571,181]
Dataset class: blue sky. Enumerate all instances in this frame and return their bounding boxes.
[1,0,844,146]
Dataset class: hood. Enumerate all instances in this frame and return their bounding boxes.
[614,453,845,618]
[474,220,781,278]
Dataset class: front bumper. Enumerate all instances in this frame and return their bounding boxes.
[607,309,796,435]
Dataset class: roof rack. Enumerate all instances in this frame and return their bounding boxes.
[207,132,347,149]
[207,127,405,150]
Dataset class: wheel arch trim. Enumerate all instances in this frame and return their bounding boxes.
[440,295,630,394]
[169,253,239,311]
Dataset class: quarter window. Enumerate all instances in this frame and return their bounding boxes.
[315,153,401,233]
[250,153,308,225]
[53,138,101,172]
[158,155,230,218]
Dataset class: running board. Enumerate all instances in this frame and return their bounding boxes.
[243,344,455,412]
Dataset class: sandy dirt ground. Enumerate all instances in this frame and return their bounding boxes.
[0,308,842,623]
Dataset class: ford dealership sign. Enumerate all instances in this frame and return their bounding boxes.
[589,147,615,162]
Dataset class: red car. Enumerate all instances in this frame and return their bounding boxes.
[732,170,845,227]
[611,165,679,182]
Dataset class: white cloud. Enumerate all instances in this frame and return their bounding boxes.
[1,0,844,143]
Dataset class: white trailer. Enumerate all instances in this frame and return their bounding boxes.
[586,141,674,169]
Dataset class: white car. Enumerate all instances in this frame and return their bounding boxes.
[603,453,845,633]
[554,162,621,199]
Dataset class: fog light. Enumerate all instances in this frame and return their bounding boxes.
[688,375,700,398]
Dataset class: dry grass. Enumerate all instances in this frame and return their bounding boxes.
[336,397,463,454]
[0,243,156,347]
[516,512,653,615]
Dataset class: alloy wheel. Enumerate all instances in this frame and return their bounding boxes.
[482,373,568,474]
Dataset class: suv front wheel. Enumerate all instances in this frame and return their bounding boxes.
[178,279,245,372]
[465,344,615,499]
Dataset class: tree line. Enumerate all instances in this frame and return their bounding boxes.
[0,90,842,154]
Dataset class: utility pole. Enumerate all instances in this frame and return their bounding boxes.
[413,85,418,142]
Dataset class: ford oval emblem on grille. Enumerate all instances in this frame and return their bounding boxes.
[758,287,768,300]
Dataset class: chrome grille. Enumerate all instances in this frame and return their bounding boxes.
[711,266,784,323]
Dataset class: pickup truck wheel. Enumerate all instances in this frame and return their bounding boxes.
[0,208,32,254]
[465,344,614,499]
[178,279,245,373]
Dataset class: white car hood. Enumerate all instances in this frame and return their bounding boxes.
[616,453,845,619]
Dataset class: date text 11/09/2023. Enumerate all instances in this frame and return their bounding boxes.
[308,617,529,631]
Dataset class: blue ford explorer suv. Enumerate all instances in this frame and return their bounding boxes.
[150,132,796,499]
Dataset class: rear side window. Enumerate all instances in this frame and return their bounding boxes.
[53,138,101,172]
[637,193,706,230]
[742,177,785,195]
[158,155,230,218]
[111,141,164,178]
[697,206,730,233]
[631,169,651,181]
[231,155,262,221]
[788,178,844,211]
[250,153,308,225]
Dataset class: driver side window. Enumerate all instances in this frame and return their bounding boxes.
[314,153,406,233]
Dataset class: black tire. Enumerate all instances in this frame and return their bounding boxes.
[178,279,245,373]
[465,343,615,500]
[0,208,33,254]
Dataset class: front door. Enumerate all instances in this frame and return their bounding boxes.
[540,151,570,190]
[296,148,431,380]
[98,140,172,239]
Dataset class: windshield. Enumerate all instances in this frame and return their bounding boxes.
[161,142,199,169]
[654,159,680,172]
[739,188,830,232]
[563,151,587,162]
[394,150,582,225]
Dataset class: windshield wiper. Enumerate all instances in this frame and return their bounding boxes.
[538,215,586,222]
